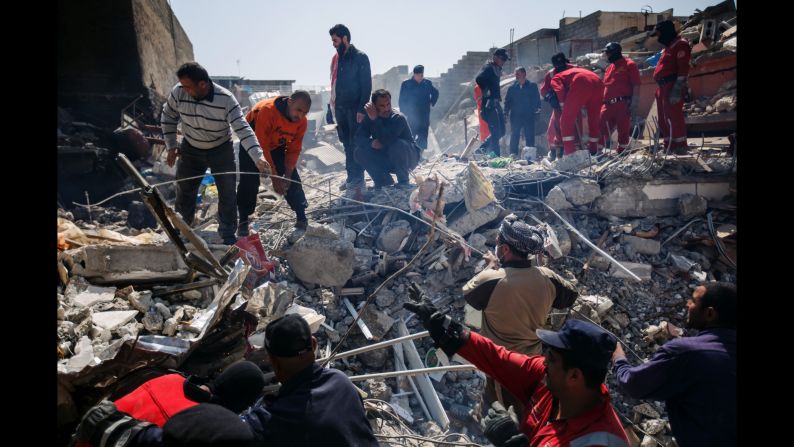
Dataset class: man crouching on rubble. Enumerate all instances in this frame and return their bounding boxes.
[354,89,421,189]
[405,292,629,447]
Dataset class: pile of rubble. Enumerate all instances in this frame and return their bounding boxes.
[685,79,736,118]
[57,113,735,446]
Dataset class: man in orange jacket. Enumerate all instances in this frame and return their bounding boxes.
[237,91,311,235]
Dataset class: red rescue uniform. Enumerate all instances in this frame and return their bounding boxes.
[551,68,604,155]
[653,36,691,151]
[540,65,579,153]
[114,374,199,427]
[600,57,641,153]
[459,332,629,447]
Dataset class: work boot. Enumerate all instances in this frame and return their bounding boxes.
[222,235,238,246]
[295,219,308,230]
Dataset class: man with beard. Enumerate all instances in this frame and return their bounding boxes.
[161,62,268,245]
[329,24,372,197]
[612,282,736,447]
[599,42,641,154]
[475,48,510,154]
[404,295,628,447]
[650,20,692,155]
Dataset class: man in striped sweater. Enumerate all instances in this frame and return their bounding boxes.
[161,62,269,245]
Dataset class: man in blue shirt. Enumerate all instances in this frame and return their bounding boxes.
[612,282,736,447]
[398,65,439,150]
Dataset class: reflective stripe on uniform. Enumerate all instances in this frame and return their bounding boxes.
[562,136,576,142]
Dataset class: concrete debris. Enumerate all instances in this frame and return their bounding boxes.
[556,178,602,206]
[578,295,614,319]
[552,150,593,172]
[377,220,412,253]
[448,202,503,235]
[365,379,392,401]
[668,254,700,273]
[621,235,661,256]
[287,223,355,287]
[68,245,190,285]
[285,304,326,333]
[678,194,708,218]
[610,262,652,281]
[92,310,139,331]
[633,403,661,419]
[73,286,117,308]
[358,307,396,341]
[545,186,573,210]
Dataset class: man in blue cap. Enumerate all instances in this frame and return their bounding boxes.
[404,297,628,447]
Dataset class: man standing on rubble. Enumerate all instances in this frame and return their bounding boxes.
[161,62,268,245]
[599,42,641,154]
[404,298,629,447]
[463,214,578,414]
[237,91,312,235]
[354,89,421,189]
[504,67,541,157]
[242,314,379,446]
[540,53,576,160]
[612,282,736,447]
[329,24,372,197]
[551,65,604,156]
[398,64,439,150]
[650,20,691,155]
[475,48,510,154]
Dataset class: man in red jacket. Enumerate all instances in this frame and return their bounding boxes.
[651,20,692,155]
[405,289,628,447]
[540,53,578,160]
[551,67,604,156]
[599,42,641,154]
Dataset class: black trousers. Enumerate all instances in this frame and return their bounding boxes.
[354,139,419,187]
[406,115,429,149]
[509,112,536,156]
[482,103,505,152]
[237,147,307,222]
[334,105,365,185]
[175,139,236,239]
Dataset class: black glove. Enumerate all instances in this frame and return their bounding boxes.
[481,402,528,447]
[326,104,335,124]
[404,282,469,357]
[71,400,154,447]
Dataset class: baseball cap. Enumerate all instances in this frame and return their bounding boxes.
[493,48,511,61]
[413,65,424,74]
[650,20,675,37]
[264,314,313,357]
[536,319,616,370]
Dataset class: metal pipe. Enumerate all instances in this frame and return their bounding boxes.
[349,364,477,382]
[523,204,642,281]
[317,331,429,363]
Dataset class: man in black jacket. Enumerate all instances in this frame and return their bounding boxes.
[504,67,541,157]
[329,24,372,192]
[398,65,439,150]
[475,48,510,154]
[355,89,420,189]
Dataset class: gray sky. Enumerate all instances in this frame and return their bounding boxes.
[170,0,728,86]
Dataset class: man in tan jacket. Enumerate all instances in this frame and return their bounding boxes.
[463,214,578,414]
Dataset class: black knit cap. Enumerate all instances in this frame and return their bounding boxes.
[265,314,313,358]
[163,403,254,447]
[208,360,266,413]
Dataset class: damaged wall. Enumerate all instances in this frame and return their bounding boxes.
[58,0,194,128]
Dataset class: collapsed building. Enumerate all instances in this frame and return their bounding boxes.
[57,2,736,446]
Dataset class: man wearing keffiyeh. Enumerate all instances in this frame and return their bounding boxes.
[462,214,579,414]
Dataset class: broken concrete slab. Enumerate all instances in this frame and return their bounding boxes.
[68,245,190,285]
[448,202,503,235]
[633,403,661,419]
[678,194,708,218]
[377,220,412,253]
[610,262,652,281]
[552,150,593,172]
[286,223,355,287]
[551,225,572,257]
[557,178,601,206]
[358,307,396,341]
[622,235,661,256]
[365,379,393,401]
[301,142,345,173]
[595,178,729,218]
[545,186,573,210]
[92,310,139,331]
[285,304,326,333]
[589,255,612,271]
[578,295,614,318]
[73,286,117,308]
[668,253,700,272]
